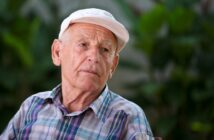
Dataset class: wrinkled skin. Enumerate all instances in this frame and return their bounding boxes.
[51,23,119,111]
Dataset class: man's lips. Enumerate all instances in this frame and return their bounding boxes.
[80,70,99,77]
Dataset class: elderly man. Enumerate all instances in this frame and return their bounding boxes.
[1,8,153,139]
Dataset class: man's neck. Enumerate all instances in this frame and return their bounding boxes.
[61,81,102,112]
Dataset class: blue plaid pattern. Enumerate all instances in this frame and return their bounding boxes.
[1,85,153,140]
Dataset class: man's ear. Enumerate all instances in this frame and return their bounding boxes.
[109,54,119,79]
[51,39,62,66]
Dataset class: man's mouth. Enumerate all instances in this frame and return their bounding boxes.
[80,70,99,77]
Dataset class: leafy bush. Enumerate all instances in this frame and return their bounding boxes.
[116,0,214,139]
[0,0,60,132]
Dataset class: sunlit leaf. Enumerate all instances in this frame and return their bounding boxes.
[191,121,212,133]
[3,32,33,68]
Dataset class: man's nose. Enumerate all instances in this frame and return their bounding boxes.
[87,48,100,63]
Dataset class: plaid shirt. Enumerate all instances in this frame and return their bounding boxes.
[1,85,153,140]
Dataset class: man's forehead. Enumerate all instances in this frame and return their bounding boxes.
[65,23,117,41]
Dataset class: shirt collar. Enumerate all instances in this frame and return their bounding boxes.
[89,85,113,122]
[48,84,113,122]
[49,84,62,100]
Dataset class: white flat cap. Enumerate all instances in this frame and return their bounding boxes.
[58,8,129,52]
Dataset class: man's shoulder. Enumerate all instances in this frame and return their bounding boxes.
[109,91,145,116]
[31,91,52,99]
[23,90,53,105]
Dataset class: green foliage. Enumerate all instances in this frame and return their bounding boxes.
[140,4,167,34]
[3,31,33,67]
[138,4,167,55]
[0,0,60,132]
[117,0,214,140]
[168,7,195,34]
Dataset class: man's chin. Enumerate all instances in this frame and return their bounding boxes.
[77,80,100,91]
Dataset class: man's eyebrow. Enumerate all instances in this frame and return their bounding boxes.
[101,41,115,47]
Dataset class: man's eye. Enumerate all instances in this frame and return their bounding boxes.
[101,47,109,52]
[79,42,87,47]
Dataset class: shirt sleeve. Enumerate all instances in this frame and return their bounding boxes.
[0,96,32,139]
[131,132,155,140]
[125,105,154,140]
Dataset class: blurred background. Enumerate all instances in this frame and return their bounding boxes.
[0,0,214,139]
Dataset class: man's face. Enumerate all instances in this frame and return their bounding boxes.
[52,23,118,92]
